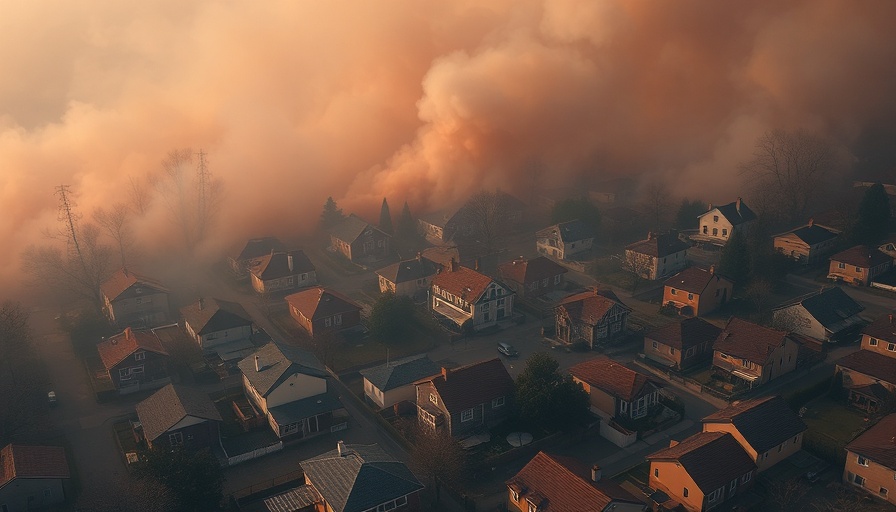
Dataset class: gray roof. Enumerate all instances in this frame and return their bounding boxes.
[330,214,387,244]
[268,389,343,426]
[773,287,865,333]
[540,219,593,243]
[359,356,442,392]
[300,444,423,512]
[264,484,321,512]
[376,257,440,285]
[180,298,252,335]
[711,200,756,226]
[135,384,222,442]
[236,237,286,261]
[786,224,839,245]
[702,396,807,453]
[239,343,327,397]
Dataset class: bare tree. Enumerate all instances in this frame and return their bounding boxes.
[765,478,809,512]
[0,302,49,445]
[639,182,673,231]
[156,149,196,249]
[812,485,868,512]
[408,424,467,504]
[129,174,153,215]
[94,202,135,269]
[622,249,654,290]
[745,279,773,318]
[458,190,511,254]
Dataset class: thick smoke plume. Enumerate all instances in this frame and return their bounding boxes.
[1,0,895,298]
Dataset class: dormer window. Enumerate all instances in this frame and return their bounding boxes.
[135,351,146,361]
[430,393,438,406]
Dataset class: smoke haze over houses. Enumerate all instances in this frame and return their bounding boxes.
[2,0,896,298]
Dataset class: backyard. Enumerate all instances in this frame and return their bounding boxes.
[800,397,870,465]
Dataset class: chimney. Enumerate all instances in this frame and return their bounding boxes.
[709,265,715,275]
[736,197,742,213]
[474,258,480,271]
[707,203,712,211]
[669,440,679,448]
[288,253,294,272]
[337,440,346,456]
[591,465,602,482]
[254,355,261,372]
[449,257,458,272]
[808,218,814,227]
[647,232,653,241]
[198,297,204,311]
[441,367,449,380]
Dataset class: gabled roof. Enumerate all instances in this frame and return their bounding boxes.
[497,256,567,285]
[664,267,730,295]
[264,484,321,512]
[648,431,756,494]
[846,414,896,470]
[557,289,631,327]
[0,444,70,488]
[100,268,169,301]
[836,350,896,386]
[135,384,222,442]
[773,287,864,333]
[180,298,252,335]
[702,199,756,226]
[360,355,442,392]
[421,358,514,413]
[830,245,892,269]
[238,343,327,397]
[234,237,286,261]
[626,233,690,258]
[645,317,722,351]
[431,266,498,304]
[300,444,423,512]
[250,250,315,281]
[777,223,840,245]
[506,451,643,511]
[376,256,440,285]
[713,318,791,365]
[863,312,896,344]
[569,357,657,401]
[537,219,594,243]
[702,396,806,453]
[97,327,169,369]
[417,209,459,229]
[330,214,388,244]
[284,287,362,321]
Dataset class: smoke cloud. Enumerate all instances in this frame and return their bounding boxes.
[2,0,895,299]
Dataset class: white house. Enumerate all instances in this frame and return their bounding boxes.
[249,250,317,294]
[624,232,690,280]
[536,219,594,261]
[773,220,840,265]
[359,355,442,409]
[180,297,254,351]
[430,261,514,331]
[772,287,865,343]
[693,198,756,246]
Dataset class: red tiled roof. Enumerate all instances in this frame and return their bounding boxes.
[558,290,630,327]
[497,257,567,286]
[0,444,70,487]
[506,451,643,511]
[569,357,657,401]
[431,266,495,303]
[836,349,896,386]
[100,268,169,301]
[645,317,722,350]
[713,318,790,365]
[285,287,361,321]
[663,267,730,295]
[625,233,690,258]
[862,312,896,344]
[96,327,169,369]
[830,245,892,269]
[648,431,756,494]
[423,358,514,413]
[846,414,896,470]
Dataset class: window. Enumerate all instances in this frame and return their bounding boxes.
[670,348,676,355]
[554,275,561,285]
[135,351,145,361]
[838,262,846,269]
[856,267,863,273]
[131,366,144,374]
[888,343,896,352]
[652,341,658,350]
[620,401,627,412]
[687,293,694,300]
[870,338,879,346]
[730,479,737,493]
[461,408,474,422]
[683,487,689,498]
[497,298,505,307]
[742,472,752,484]
[529,281,538,291]
[324,318,332,327]
[334,314,343,326]
[542,278,549,287]
[136,298,142,304]
[169,432,184,446]
[713,215,719,222]
[858,455,869,467]
[778,444,783,453]
[853,474,865,486]
[511,489,519,501]
[880,487,889,497]
[722,228,728,237]
[686,347,696,358]
[702,226,708,234]
[430,393,438,406]
[707,488,722,503]
[528,502,537,512]
[793,434,801,443]
[287,277,294,285]
[742,359,751,368]
[483,302,490,310]
[492,396,505,408]
[671,288,678,295]
[720,353,729,359]
[655,468,659,478]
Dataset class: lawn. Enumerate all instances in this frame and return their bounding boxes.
[800,398,870,465]
[328,332,435,373]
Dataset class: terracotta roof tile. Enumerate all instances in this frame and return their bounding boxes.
[0,444,70,487]
[713,318,790,365]
[423,358,514,413]
[569,357,658,401]
[836,350,896,385]
[862,312,896,344]
[285,287,362,321]
[497,257,567,286]
[558,290,630,327]
[664,267,730,295]
[648,431,756,494]
[100,268,169,301]
[626,233,690,258]
[702,396,806,452]
[431,266,496,304]
[96,327,169,369]
[830,245,892,269]
[846,414,896,470]
[645,318,722,350]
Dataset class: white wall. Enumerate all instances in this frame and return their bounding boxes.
[265,372,328,409]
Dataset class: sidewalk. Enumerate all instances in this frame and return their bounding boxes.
[596,419,697,476]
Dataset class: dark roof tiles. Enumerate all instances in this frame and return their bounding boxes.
[135,384,222,442]
[569,357,657,401]
[180,298,252,335]
[626,233,690,258]
[846,414,896,470]
[664,267,731,295]
[830,245,892,269]
[645,318,722,351]
[285,287,362,321]
[360,356,442,392]
[713,318,790,365]
[497,256,567,286]
[376,256,440,285]
[558,290,630,327]
[863,312,896,344]
[836,350,896,385]
[648,431,756,494]
[238,343,327,397]
[423,358,514,413]
[702,396,806,452]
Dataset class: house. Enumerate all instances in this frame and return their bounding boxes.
[134,384,222,451]
[828,245,892,286]
[285,287,362,338]
[497,256,568,300]
[430,262,514,331]
[878,236,896,260]
[96,327,170,393]
[693,198,756,246]
[569,357,661,421]
[360,355,441,409]
[0,444,71,511]
[624,232,690,280]
[249,250,317,294]
[771,287,865,343]
[773,219,840,264]
[298,442,424,512]
[238,343,345,440]
[229,236,286,279]
[647,432,757,512]
[506,451,646,512]
[835,312,896,412]
[376,254,440,300]
[415,359,514,438]
[417,209,460,243]
[843,413,896,506]
[712,318,799,389]
[701,396,807,473]
[662,266,733,317]
[643,317,723,371]
[100,268,170,328]
[329,214,391,264]
[535,220,594,261]
[555,289,631,349]
[181,297,253,351]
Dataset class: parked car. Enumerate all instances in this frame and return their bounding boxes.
[497,342,518,357]
[48,391,57,406]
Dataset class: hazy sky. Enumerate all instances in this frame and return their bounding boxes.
[2,0,895,297]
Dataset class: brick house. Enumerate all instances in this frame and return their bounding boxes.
[229,237,286,279]
[535,219,594,261]
[497,256,568,300]
[624,232,690,281]
[100,268,170,328]
[843,413,896,506]
[285,287,362,338]
[835,312,896,412]
[663,266,733,317]
[712,318,799,389]
[828,245,892,286]
[555,289,631,349]
[648,432,757,512]
[96,327,170,393]
[569,357,661,421]
[701,396,807,473]
[692,198,756,247]
[773,220,840,264]
[249,250,317,294]
[643,318,722,371]
[135,384,222,451]
[430,262,514,331]
[330,214,391,264]
[415,359,514,438]
[0,444,71,511]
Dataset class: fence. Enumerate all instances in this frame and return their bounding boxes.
[230,469,304,502]
[601,420,637,448]
[225,441,283,466]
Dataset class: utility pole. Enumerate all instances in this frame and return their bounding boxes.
[55,185,89,276]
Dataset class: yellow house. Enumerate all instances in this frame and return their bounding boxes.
[663,267,733,317]
[835,312,896,412]
[843,414,896,506]
[773,219,840,264]
[712,318,800,389]
[692,198,756,247]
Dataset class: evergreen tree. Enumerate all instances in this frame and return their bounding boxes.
[675,198,707,230]
[850,182,891,245]
[396,201,417,240]
[320,196,345,230]
[719,229,751,288]
[550,196,601,236]
[379,197,394,235]
[515,352,590,431]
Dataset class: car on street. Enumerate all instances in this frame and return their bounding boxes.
[497,342,518,357]
[48,391,57,406]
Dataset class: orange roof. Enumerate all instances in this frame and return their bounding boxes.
[96,327,169,369]
[100,268,169,301]
[664,266,730,295]
[431,266,495,303]
[569,357,656,401]
[497,257,567,285]
[0,444,70,487]
[285,287,361,320]
[713,318,789,365]
[830,245,891,269]
[558,290,629,326]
